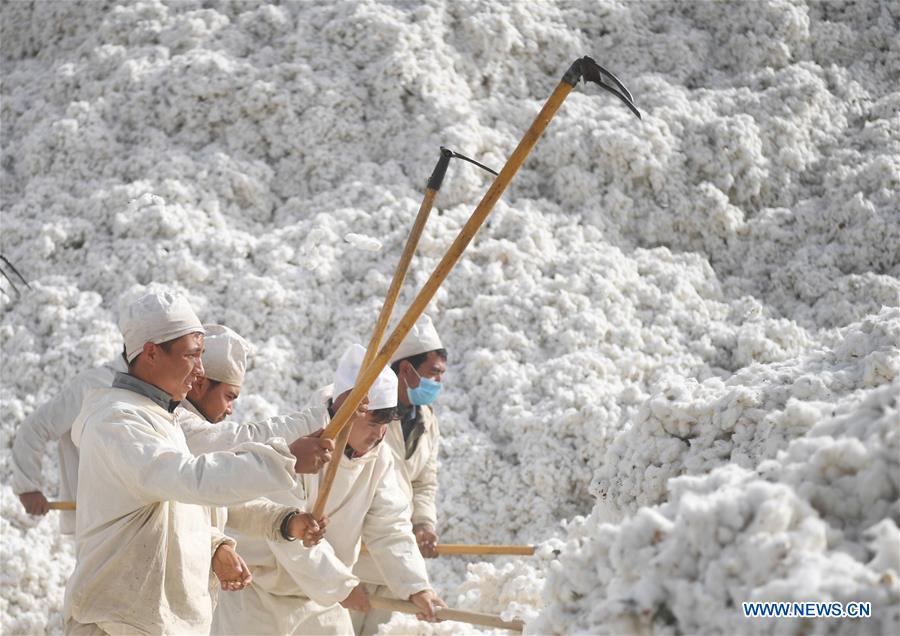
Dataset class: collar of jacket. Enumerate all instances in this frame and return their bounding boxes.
[112,372,181,413]
[398,402,418,423]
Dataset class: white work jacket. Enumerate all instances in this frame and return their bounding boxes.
[178,398,321,455]
[354,404,440,585]
[385,404,440,528]
[11,357,126,533]
[213,400,430,635]
[64,385,298,635]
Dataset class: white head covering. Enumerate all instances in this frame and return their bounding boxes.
[119,292,205,362]
[390,314,443,363]
[202,325,252,386]
[333,344,398,410]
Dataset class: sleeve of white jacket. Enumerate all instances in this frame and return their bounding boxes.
[182,409,323,455]
[362,460,431,600]
[211,524,236,553]
[11,378,89,494]
[411,416,439,529]
[226,500,301,543]
[97,412,299,506]
[267,537,359,607]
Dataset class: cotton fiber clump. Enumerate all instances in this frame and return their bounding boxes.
[535,386,899,635]
[593,308,900,516]
[1,0,898,634]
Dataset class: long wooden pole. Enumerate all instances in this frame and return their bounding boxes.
[439,543,535,556]
[369,596,525,632]
[48,501,76,510]
[316,78,577,450]
[313,178,444,518]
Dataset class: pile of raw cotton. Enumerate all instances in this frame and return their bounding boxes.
[1,0,898,634]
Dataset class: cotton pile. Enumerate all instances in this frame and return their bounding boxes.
[1,1,897,634]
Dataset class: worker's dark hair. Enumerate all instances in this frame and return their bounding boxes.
[370,406,398,424]
[126,337,177,369]
[390,348,448,375]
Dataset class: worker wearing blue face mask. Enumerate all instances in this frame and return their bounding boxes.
[350,314,447,636]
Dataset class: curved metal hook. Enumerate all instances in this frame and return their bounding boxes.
[563,56,642,120]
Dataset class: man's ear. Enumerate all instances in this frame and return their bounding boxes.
[141,342,157,364]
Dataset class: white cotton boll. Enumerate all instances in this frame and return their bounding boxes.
[113,194,186,239]
[863,350,900,386]
[865,519,900,576]
[343,232,383,252]
[790,373,831,400]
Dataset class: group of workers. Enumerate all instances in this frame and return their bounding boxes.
[11,290,450,635]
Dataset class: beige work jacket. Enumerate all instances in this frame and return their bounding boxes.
[64,387,298,635]
[354,404,440,585]
[11,357,126,533]
[213,400,430,634]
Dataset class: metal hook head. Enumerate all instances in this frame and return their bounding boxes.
[575,56,642,120]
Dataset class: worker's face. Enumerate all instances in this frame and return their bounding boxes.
[148,332,205,401]
[332,391,381,455]
[402,351,447,390]
[347,411,388,456]
[188,377,241,423]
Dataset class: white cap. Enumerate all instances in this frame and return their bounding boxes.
[390,314,443,363]
[333,344,398,410]
[202,325,252,386]
[119,292,205,363]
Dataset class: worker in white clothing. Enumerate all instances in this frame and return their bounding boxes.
[63,292,319,635]
[177,323,330,592]
[12,322,331,538]
[351,314,447,635]
[11,353,127,534]
[212,343,446,635]
[179,324,333,472]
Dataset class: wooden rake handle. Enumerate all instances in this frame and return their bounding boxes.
[436,543,536,556]
[369,595,525,633]
[318,74,578,447]
[311,162,442,520]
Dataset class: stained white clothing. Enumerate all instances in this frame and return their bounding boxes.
[212,400,430,635]
[64,386,298,635]
[11,357,126,534]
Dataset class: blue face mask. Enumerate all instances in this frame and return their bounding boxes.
[406,365,442,406]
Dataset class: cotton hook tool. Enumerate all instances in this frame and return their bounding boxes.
[311,56,641,519]
[313,146,496,518]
